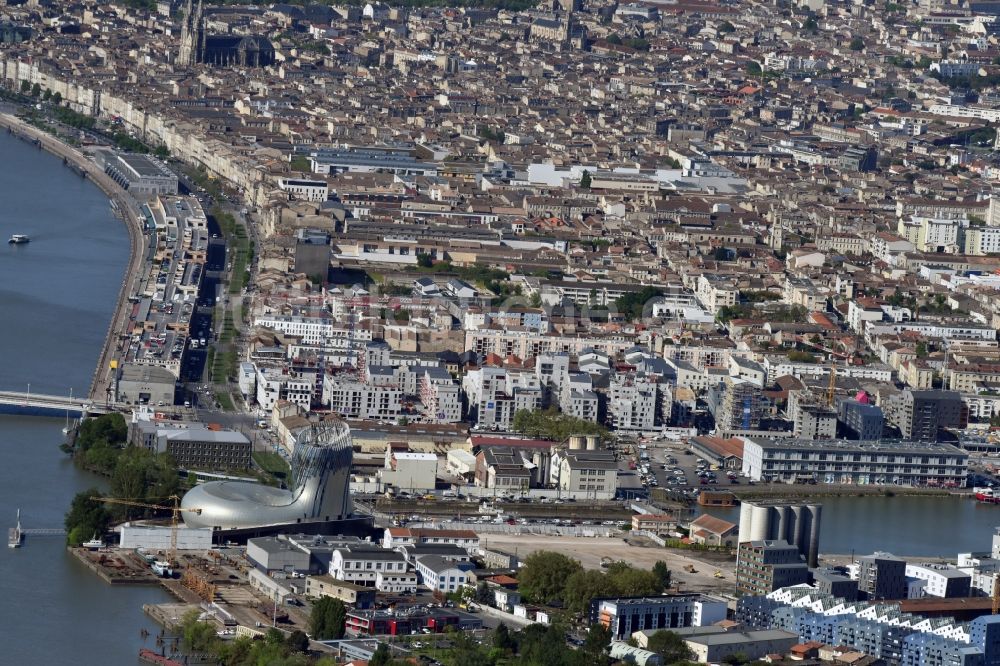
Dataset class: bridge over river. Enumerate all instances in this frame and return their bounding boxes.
[0,389,111,417]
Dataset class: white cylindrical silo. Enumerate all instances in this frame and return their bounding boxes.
[776,505,790,543]
[806,504,823,568]
[738,502,754,544]
[749,504,770,542]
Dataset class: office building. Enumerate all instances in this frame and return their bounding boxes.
[592,594,728,640]
[96,150,178,196]
[132,420,251,470]
[330,545,409,587]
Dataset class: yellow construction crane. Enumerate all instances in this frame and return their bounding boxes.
[91,494,202,566]
[826,366,837,407]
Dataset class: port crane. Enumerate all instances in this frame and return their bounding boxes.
[90,494,202,566]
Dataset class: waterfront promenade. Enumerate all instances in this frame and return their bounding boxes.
[0,113,147,405]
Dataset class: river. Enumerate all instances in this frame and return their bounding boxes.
[0,130,170,665]
[703,493,1000,558]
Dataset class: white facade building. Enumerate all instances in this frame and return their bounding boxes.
[330,547,409,587]
[322,375,402,420]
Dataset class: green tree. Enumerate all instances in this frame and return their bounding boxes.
[915,341,928,358]
[20,80,29,93]
[75,413,128,451]
[517,550,582,603]
[511,408,608,442]
[580,169,592,189]
[615,285,664,320]
[584,622,613,664]
[51,91,62,104]
[64,489,111,545]
[850,36,864,51]
[416,252,434,268]
[369,643,392,666]
[604,561,663,597]
[30,82,40,97]
[493,622,515,652]
[565,569,617,614]
[180,609,220,652]
[309,596,346,640]
[153,144,169,158]
[475,581,494,605]
[653,560,672,589]
[647,630,696,664]
[286,629,309,653]
[42,88,51,101]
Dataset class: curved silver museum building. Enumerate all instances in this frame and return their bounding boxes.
[181,420,353,530]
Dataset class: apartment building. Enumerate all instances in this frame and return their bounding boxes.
[609,373,659,430]
[794,405,837,440]
[559,371,600,423]
[322,375,402,420]
[858,553,907,600]
[884,390,968,442]
[254,315,336,346]
[419,367,462,423]
[463,367,542,429]
[741,438,968,487]
[256,367,314,411]
[709,377,765,432]
[736,540,810,596]
[838,399,885,440]
[905,563,972,598]
[696,274,739,311]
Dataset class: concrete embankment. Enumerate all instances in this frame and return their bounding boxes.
[0,113,147,404]
[731,484,963,500]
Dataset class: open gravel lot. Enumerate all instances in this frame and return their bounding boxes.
[480,533,737,593]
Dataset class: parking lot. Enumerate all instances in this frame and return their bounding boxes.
[622,436,745,503]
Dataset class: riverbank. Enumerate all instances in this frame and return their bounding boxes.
[731,484,963,500]
[0,112,147,405]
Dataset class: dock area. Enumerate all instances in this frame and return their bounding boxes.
[69,547,164,585]
[142,603,199,631]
